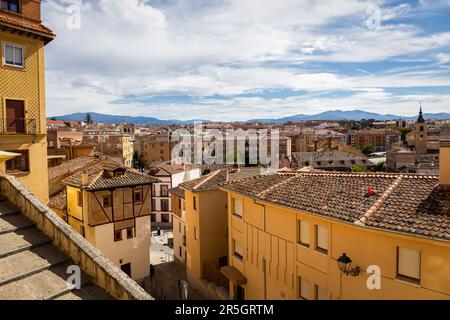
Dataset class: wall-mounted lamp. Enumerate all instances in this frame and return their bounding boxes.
[337,253,360,277]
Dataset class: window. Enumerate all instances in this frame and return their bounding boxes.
[397,247,421,284]
[193,196,197,210]
[194,227,198,241]
[178,198,182,210]
[233,240,244,261]
[4,43,24,67]
[315,285,328,300]
[120,263,131,277]
[161,213,170,223]
[114,230,122,242]
[161,199,169,211]
[152,199,156,211]
[315,225,328,254]
[179,246,182,257]
[126,227,135,239]
[77,191,83,207]
[219,256,228,268]
[5,150,29,173]
[298,277,310,300]
[179,222,182,233]
[134,190,143,203]
[2,0,19,13]
[152,184,156,196]
[298,220,310,247]
[233,198,243,218]
[102,195,112,208]
[150,214,156,222]
[160,185,169,197]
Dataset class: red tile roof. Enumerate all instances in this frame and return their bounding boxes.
[0,11,55,41]
[221,172,450,243]
[62,159,159,191]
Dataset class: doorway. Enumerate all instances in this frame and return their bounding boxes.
[5,99,25,133]
[121,263,132,278]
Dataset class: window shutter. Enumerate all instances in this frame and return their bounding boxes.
[317,226,329,250]
[300,278,310,299]
[398,247,420,280]
[234,240,244,257]
[234,199,243,217]
[300,221,310,245]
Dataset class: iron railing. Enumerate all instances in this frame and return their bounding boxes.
[1,118,37,135]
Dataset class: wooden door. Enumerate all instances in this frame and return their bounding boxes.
[5,100,25,133]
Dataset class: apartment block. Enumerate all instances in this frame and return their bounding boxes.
[0,0,55,202]
[147,161,201,227]
[347,129,401,152]
[179,168,263,299]
[219,140,450,300]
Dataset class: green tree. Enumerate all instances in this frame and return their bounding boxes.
[359,144,374,156]
[352,164,367,172]
[84,113,93,124]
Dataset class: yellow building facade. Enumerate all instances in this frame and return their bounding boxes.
[221,141,450,300]
[0,1,54,202]
[224,193,450,300]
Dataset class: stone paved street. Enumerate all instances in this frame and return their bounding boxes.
[145,231,205,300]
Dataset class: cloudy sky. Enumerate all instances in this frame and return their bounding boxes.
[42,0,450,121]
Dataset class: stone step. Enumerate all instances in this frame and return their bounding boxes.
[0,263,92,300]
[55,285,113,300]
[0,201,20,217]
[0,228,51,259]
[0,244,70,286]
[0,214,35,235]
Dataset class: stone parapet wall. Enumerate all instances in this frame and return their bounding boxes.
[0,174,153,300]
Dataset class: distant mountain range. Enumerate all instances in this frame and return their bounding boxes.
[50,110,450,125]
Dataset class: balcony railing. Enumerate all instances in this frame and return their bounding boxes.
[1,118,37,135]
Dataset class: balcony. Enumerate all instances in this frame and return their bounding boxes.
[1,119,38,135]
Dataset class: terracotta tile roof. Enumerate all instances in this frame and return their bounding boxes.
[180,167,264,192]
[292,151,376,169]
[169,186,185,199]
[149,162,201,176]
[221,172,450,242]
[48,190,66,210]
[48,156,97,180]
[62,159,159,191]
[0,11,55,41]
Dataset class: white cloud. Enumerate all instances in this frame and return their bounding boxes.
[41,0,450,120]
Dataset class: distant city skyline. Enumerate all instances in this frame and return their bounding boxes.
[43,0,450,121]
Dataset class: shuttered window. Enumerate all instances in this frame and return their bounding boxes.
[233,198,243,218]
[233,240,244,261]
[397,247,421,284]
[298,220,310,247]
[315,225,328,254]
[298,277,310,300]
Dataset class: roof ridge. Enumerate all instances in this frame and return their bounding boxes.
[355,175,404,226]
[193,170,222,190]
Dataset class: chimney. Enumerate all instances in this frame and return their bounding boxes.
[440,138,450,188]
[81,172,88,187]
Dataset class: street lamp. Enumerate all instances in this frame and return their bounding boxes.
[337,253,360,276]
